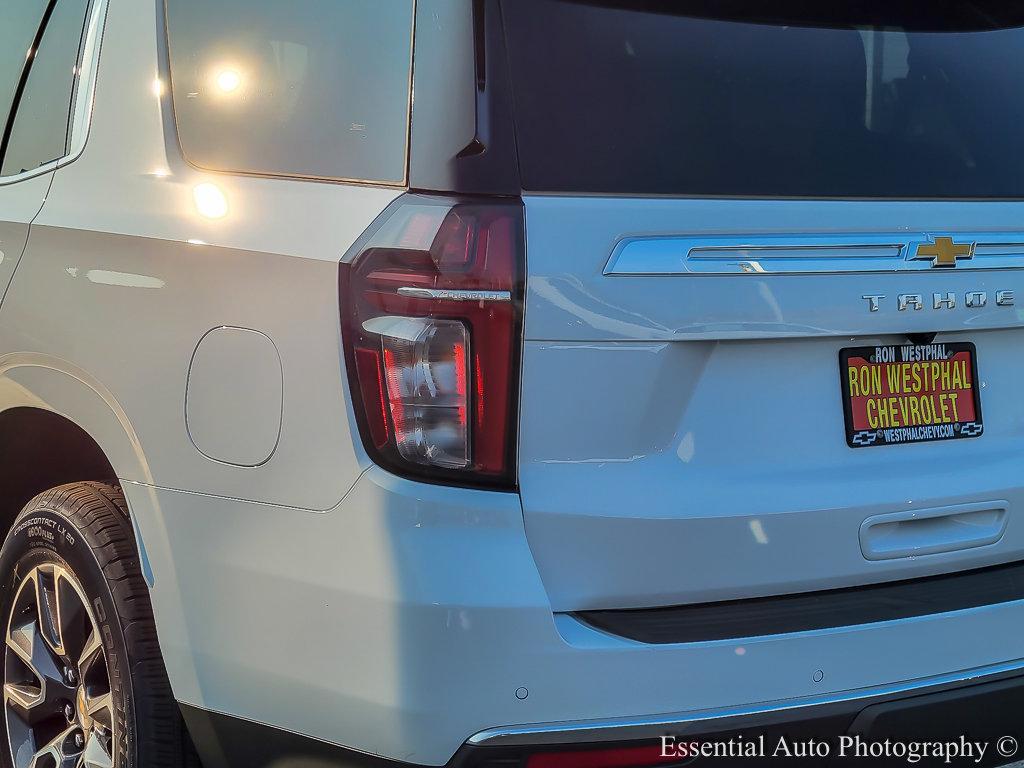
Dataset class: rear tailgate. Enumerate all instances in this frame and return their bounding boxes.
[506,1,1024,612]
[519,197,1024,611]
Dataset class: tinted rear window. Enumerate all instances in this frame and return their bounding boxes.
[502,1,1024,197]
[165,0,414,183]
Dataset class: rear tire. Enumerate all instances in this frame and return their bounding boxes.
[0,482,193,768]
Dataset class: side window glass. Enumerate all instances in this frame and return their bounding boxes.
[1,0,91,177]
[0,1,50,138]
[165,0,414,183]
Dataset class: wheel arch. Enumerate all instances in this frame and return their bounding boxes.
[0,356,155,541]
[0,407,117,534]
[0,358,202,725]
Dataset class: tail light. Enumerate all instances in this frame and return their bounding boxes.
[526,745,687,768]
[340,196,524,489]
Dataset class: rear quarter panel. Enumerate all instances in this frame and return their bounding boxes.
[0,0,403,510]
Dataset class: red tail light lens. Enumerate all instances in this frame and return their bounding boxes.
[527,745,685,768]
[340,197,524,488]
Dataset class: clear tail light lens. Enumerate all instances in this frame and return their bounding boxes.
[370,316,470,469]
[340,196,524,488]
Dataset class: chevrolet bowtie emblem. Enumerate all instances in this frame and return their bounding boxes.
[912,237,975,268]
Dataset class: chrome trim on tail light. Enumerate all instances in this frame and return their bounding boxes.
[397,287,512,302]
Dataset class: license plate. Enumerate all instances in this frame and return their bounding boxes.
[840,342,983,448]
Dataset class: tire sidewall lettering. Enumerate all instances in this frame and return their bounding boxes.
[0,506,134,768]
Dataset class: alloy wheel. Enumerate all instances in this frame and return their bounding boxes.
[3,564,115,768]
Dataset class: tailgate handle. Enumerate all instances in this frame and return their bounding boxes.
[860,502,1008,561]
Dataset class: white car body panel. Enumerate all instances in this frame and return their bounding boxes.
[1,0,1023,766]
[0,173,51,303]
[120,468,1024,765]
[3,0,402,510]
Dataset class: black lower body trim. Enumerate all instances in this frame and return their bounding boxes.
[575,560,1024,643]
[456,671,1024,767]
[181,670,1024,767]
[178,704,416,768]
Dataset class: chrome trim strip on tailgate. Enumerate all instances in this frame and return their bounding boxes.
[605,234,1024,275]
[467,658,1024,747]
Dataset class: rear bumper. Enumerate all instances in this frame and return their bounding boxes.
[124,470,1024,766]
[184,665,1024,767]
[456,665,1024,767]
[463,660,1024,751]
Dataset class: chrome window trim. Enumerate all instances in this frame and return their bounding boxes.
[467,657,1024,747]
[0,159,60,187]
[0,0,108,185]
[62,0,108,167]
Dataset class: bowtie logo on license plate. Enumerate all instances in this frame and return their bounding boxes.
[912,237,974,268]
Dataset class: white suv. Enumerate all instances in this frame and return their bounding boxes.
[1,1,1024,767]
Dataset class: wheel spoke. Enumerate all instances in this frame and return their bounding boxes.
[28,725,77,768]
[33,568,65,657]
[80,732,112,768]
[5,619,73,726]
[4,686,42,767]
[77,632,102,680]
[3,682,42,721]
[7,619,38,675]
[55,573,89,664]
[24,627,66,693]
[85,693,112,732]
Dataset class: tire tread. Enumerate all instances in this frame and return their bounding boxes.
[14,482,200,767]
